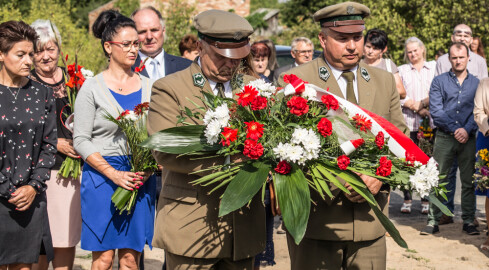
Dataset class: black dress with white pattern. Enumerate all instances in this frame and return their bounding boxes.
[0,79,57,264]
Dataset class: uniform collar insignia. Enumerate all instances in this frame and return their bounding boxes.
[319,66,330,82]
[193,72,206,88]
[360,67,370,82]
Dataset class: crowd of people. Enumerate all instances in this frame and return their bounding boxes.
[1,1,489,269]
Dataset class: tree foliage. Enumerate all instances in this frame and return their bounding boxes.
[0,0,107,73]
[114,0,139,18]
[277,0,489,66]
[163,0,196,56]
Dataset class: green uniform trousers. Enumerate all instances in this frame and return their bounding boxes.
[428,130,476,225]
[165,252,254,270]
[287,234,386,270]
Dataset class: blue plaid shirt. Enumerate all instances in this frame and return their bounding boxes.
[429,70,479,135]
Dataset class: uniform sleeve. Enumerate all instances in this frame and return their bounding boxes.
[73,80,98,160]
[28,87,57,192]
[474,79,489,135]
[147,78,225,176]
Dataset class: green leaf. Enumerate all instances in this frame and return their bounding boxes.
[218,161,271,217]
[429,193,453,217]
[141,125,221,154]
[274,165,310,245]
[315,164,351,195]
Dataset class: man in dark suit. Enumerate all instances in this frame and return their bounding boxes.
[131,6,191,79]
[273,37,314,84]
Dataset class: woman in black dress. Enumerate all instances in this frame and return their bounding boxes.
[0,21,57,269]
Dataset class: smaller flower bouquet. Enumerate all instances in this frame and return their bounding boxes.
[416,117,434,157]
[474,148,489,191]
[104,102,158,214]
[143,75,451,247]
[58,55,93,179]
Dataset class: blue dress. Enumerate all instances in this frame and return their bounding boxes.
[81,89,156,252]
[475,131,489,198]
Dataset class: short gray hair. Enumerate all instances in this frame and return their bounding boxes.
[30,19,62,49]
[291,37,313,51]
[131,6,165,29]
[403,36,426,63]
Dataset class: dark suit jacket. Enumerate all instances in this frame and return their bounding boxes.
[132,51,192,79]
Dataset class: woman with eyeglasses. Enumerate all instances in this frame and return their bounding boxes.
[73,10,155,269]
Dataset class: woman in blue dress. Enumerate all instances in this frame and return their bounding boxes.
[73,10,155,268]
[473,78,489,251]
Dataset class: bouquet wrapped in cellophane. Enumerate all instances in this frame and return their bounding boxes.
[474,149,489,192]
[104,102,158,214]
[142,75,450,247]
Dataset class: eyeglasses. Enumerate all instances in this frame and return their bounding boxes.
[107,40,141,52]
[294,49,313,55]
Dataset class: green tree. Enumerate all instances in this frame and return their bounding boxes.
[114,0,139,17]
[250,0,279,13]
[163,0,196,56]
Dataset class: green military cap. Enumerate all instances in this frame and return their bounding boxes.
[194,9,254,59]
[313,2,370,33]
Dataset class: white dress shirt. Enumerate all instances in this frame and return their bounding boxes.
[138,49,166,79]
[326,60,359,103]
[197,58,232,98]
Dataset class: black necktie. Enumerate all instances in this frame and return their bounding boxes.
[341,71,357,104]
[215,83,225,98]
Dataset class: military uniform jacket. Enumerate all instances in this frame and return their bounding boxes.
[279,56,408,242]
[147,61,266,260]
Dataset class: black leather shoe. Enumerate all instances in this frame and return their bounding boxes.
[463,223,480,235]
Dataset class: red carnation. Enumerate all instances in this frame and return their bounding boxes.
[317,118,333,137]
[220,127,238,146]
[321,95,339,110]
[237,85,258,106]
[243,139,264,159]
[251,96,267,111]
[405,151,416,166]
[274,160,292,174]
[337,155,350,170]
[245,121,264,140]
[287,96,309,116]
[352,114,372,133]
[376,156,392,176]
[375,131,385,149]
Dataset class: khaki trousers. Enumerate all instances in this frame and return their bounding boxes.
[165,252,254,270]
[287,234,386,270]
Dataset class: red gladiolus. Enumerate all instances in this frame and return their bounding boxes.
[66,62,86,89]
[337,155,350,170]
[220,127,238,146]
[375,131,385,149]
[376,156,392,176]
[274,160,292,174]
[245,121,264,140]
[321,95,339,110]
[352,114,372,133]
[287,96,309,116]
[251,96,267,110]
[237,85,258,106]
[243,139,264,159]
[317,118,333,137]
[134,102,150,116]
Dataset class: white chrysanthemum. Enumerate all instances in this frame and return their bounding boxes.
[286,145,304,163]
[273,142,289,161]
[291,127,309,145]
[248,79,276,98]
[214,104,229,119]
[203,109,215,125]
[302,85,318,101]
[125,111,138,122]
[302,130,321,152]
[409,158,440,197]
[204,120,222,145]
[81,68,94,78]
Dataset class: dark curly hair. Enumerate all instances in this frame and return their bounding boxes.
[92,9,137,57]
[0,20,38,53]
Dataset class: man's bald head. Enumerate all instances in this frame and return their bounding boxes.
[452,24,473,47]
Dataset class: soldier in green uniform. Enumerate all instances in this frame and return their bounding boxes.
[147,10,265,270]
[278,2,408,269]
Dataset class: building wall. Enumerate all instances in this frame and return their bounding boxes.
[140,0,251,17]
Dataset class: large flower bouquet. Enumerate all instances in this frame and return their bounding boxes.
[474,148,489,191]
[104,102,158,214]
[142,75,450,247]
